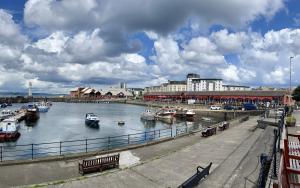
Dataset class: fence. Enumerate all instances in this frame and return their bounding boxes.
[0,123,203,162]
[256,114,284,187]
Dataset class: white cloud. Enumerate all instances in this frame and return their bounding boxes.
[210,29,248,54]
[181,37,226,65]
[34,31,68,53]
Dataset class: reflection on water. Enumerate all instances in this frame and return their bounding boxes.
[1,102,222,146]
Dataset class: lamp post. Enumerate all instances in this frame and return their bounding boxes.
[290,56,294,93]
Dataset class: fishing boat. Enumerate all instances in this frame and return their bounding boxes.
[25,105,40,122]
[185,109,196,121]
[0,110,14,121]
[0,118,21,142]
[36,102,49,113]
[85,113,100,128]
[141,109,156,121]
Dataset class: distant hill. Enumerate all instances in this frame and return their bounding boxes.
[0,92,66,97]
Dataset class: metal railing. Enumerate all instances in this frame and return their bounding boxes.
[257,114,284,187]
[0,124,203,162]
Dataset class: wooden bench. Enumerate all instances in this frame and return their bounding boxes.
[79,153,120,175]
[178,162,212,188]
[218,122,229,131]
[202,127,216,137]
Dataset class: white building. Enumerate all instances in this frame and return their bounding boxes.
[192,78,223,91]
[223,85,250,91]
[186,73,200,91]
[145,73,251,93]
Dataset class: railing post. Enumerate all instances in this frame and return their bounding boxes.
[171,127,173,138]
[159,130,160,138]
[186,124,188,133]
[31,144,34,160]
[0,146,2,162]
[128,134,130,144]
[144,132,147,141]
[154,130,156,139]
[60,141,62,155]
[85,139,88,153]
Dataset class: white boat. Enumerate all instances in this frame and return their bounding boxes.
[0,110,14,121]
[156,109,174,119]
[141,109,156,121]
[85,113,100,128]
[36,102,50,113]
[186,109,196,120]
[0,118,21,142]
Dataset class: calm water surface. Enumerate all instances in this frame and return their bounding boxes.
[2,102,219,146]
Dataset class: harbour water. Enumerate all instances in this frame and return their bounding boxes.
[0,102,221,160]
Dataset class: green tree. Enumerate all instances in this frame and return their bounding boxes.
[292,85,300,102]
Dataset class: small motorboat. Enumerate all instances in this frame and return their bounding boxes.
[36,102,49,113]
[155,109,174,120]
[0,118,21,142]
[25,105,40,122]
[118,121,125,126]
[185,109,196,120]
[141,109,156,121]
[85,113,100,128]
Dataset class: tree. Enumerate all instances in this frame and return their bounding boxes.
[292,85,300,102]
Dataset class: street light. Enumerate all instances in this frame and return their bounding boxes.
[290,56,294,93]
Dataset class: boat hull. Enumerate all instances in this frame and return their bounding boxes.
[0,132,20,142]
[26,111,40,122]
[85,119,99,128]
[38,107,49,113]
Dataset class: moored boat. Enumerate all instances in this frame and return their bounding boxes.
[85,113,100,128]
[0,118,21,142]
[118,121,125,126]
[36,102,49,113]
[175,108,187,118]
[25,105,40,122]
[0,110,14,121]
[156,109,173,119]
[141,109,156,121]
[185,109,196,120]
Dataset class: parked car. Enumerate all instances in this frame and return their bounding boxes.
[224,105,235,110]
[243,103,257,110]
[210,105,221,110]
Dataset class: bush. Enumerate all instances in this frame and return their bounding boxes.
[286,116,296,127]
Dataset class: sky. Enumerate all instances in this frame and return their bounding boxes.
[0,0,300,93]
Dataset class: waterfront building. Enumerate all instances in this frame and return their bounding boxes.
[120,82,127,89]
[186,73,200,91]
[127,88,144,97]
[191,78,223,91]
[69,87,133,98]
[144,90,290,105]
[222,85,250,91]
